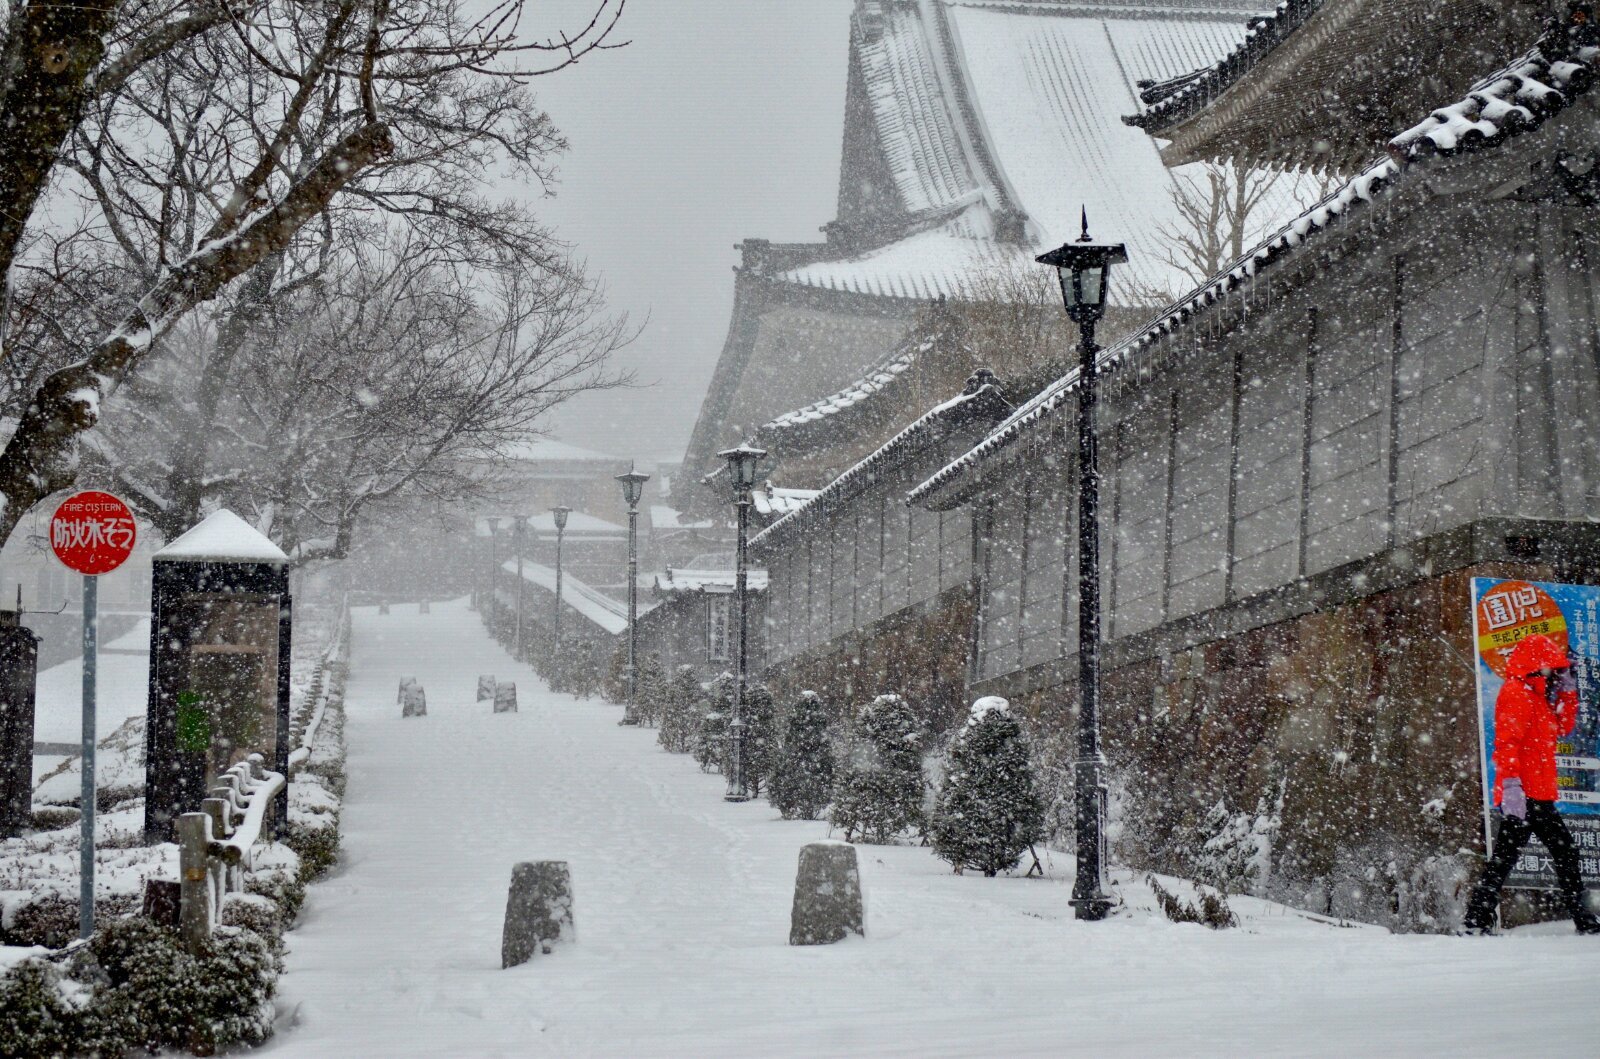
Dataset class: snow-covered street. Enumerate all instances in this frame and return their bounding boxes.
[265,601,1600,1057]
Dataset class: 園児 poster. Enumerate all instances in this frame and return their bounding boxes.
[1472,577,1600,890]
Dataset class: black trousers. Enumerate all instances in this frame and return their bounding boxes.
[1465,798,1595,928]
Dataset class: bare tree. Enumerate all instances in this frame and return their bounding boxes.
[0,0,627,548]
[98,227,631,560]
[1123,160,1336,307]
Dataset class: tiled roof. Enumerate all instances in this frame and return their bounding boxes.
[752,379,1010,553]
[1123,0,1325,134]
[780,0,1301,304]
[857,2,981,214]
[911,31,1600,506]
[761,337,926,433]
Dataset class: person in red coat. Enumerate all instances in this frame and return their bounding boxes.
[1464,633,1600,933]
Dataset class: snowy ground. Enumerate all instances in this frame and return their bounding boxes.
[267,600,1600,1057]
[31,618,150,746]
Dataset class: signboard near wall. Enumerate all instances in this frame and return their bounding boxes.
[1472,577,1600,890]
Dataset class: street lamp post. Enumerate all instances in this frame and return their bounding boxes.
[1037,209,1127,922]
[615,468,650,725]
[552,506,570,687]
[487,516,503,628]
[513,515,527,662]
[717,443,767,803]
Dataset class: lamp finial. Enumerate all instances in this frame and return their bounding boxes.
[1078,206,1091,243]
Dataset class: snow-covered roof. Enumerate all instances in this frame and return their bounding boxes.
[762,340,922,432]
[910,32,1600,508]
[650,505,716,531]
[499,559,635,634]
[777,0,1290,303]
[155,510,288,565]
[752,380,1010,553]
[654,568,770,595]
[526,511,624,537]
[500,438,621,464]
[1127,0,1322,136]
[473,512,625,538]
[752,486,820,518]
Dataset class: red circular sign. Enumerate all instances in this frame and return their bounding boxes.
[50,491,137,575]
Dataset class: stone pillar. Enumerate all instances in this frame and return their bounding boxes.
[400,679,426,718]
[478,675,497,702]
[0,616,39,839]
[502,861,575,967]
[493,682,518,714]
[179,812,213,952]
[790,841,865,945]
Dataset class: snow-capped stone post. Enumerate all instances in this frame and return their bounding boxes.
[494,682,518,713]
[477,675,497,701]
[502,861,575,967]
[789,841,865,945]
[400,678,427,718]
[144,510,291,846]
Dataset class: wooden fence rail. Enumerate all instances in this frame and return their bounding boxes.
[178,754,286,952]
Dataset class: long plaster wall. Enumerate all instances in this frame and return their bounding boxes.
[972,195,1600,682]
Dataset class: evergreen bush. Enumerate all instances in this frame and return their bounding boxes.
[830,694,925,843]
[636,652,668,727]
[694,673,734,773]
[658,665,702,753]
[742,682,777,796]
[931,697,1044,876]
[768,691,835,820]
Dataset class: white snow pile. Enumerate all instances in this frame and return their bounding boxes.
[967,695,1010,722]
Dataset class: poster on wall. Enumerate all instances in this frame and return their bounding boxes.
[1472,577,1600,890]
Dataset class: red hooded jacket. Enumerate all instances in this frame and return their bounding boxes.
[1493,634,1578,804]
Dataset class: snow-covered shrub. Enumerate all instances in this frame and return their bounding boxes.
[931,697,1044,876]
[637,653,668,727]
[742,682,777,796]
[0,917,281,1058]
[694,673,734,773]
[831,694,925,844]
[768,691,835,820]
[0,959,84,1058]
[602,645,628,703]
[1194,788,1280,897]
[1147,876,1237,929]
[658,666,702,754]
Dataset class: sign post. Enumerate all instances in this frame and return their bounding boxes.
[49,490,137,939]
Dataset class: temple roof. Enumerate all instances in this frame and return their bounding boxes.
[778,0,1288,304]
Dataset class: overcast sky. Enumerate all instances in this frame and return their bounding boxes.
[513,0,858,464]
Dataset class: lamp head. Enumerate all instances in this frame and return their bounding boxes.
[1035,209,1127,325]
[717,443,769,499]
[552,505,571,531]
[615,468,650,509]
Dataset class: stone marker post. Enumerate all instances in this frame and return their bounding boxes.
[494,682,518,714]
[502,861,575,967]
[790,841,865,945]
[400,679,426,718]
[477,675,496,702]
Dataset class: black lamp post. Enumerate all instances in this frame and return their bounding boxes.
[615,467,650,725]
[717,443,767,802]
[487,516,503,624]
[513,514,527,662]
[552,505,570,686]
[1036,209,1127,922]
